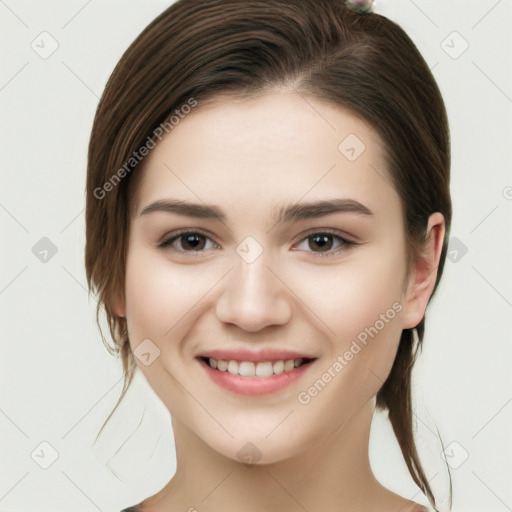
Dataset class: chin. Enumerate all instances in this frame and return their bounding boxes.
[196,426,318,467]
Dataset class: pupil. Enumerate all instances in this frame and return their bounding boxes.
[311,234,332,252]
[184,234,204,250]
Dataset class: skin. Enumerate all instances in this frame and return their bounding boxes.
[114,90,444,512]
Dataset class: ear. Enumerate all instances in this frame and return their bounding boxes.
[111,292,126,318]
[401,212,445,330]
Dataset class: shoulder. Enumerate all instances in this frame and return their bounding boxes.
[120,496,153,511]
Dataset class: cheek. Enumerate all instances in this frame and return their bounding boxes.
[122,247,204,413]
[124,248,193,336]
[289,247,406,346]
[286,244,407,404]
[124,258,166,344]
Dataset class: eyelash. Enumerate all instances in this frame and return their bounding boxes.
[158,229,357,257]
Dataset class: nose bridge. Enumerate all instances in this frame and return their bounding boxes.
[215,236,292,331]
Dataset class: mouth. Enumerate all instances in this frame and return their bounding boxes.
[196,355,317,396]
[198,356,315,377]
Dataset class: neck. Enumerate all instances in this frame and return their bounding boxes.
[143,397,412,512]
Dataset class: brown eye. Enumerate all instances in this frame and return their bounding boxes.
[180,233,206,251]
[294,231,355,257]
[308,233,334,252]
[159,231,219,252]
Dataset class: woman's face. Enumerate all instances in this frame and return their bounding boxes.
[116,90,423,464]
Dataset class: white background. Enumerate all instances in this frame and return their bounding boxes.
[1,1,511,511]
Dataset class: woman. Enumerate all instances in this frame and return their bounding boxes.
[85,0,452,510]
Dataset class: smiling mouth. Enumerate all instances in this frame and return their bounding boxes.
[198,356,316,378]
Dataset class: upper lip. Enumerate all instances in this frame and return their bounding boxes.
[197,348,317,363]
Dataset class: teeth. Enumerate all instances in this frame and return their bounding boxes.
[208,358,306,377]
[273,360,284,374]
[284,359,295,372]
[255,361,273,378]
[227,360,239,375]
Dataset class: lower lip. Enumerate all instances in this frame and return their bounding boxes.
[198,358,315,396]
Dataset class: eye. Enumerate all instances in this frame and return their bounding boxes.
[293,231,356,256]
[158,229,356,257]
[158,230,220,253]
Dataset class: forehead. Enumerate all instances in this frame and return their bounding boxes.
[132,90,401,225]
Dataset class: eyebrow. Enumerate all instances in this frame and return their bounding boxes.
[138,197,374,223]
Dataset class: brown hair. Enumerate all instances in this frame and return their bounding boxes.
[85,0,452,508]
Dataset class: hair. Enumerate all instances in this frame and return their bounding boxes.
[85,0,452,508]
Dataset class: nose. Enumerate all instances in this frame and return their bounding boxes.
[215,249,292,332]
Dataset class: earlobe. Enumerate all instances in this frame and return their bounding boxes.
[401,212,445,330]
[112,293,126,318]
